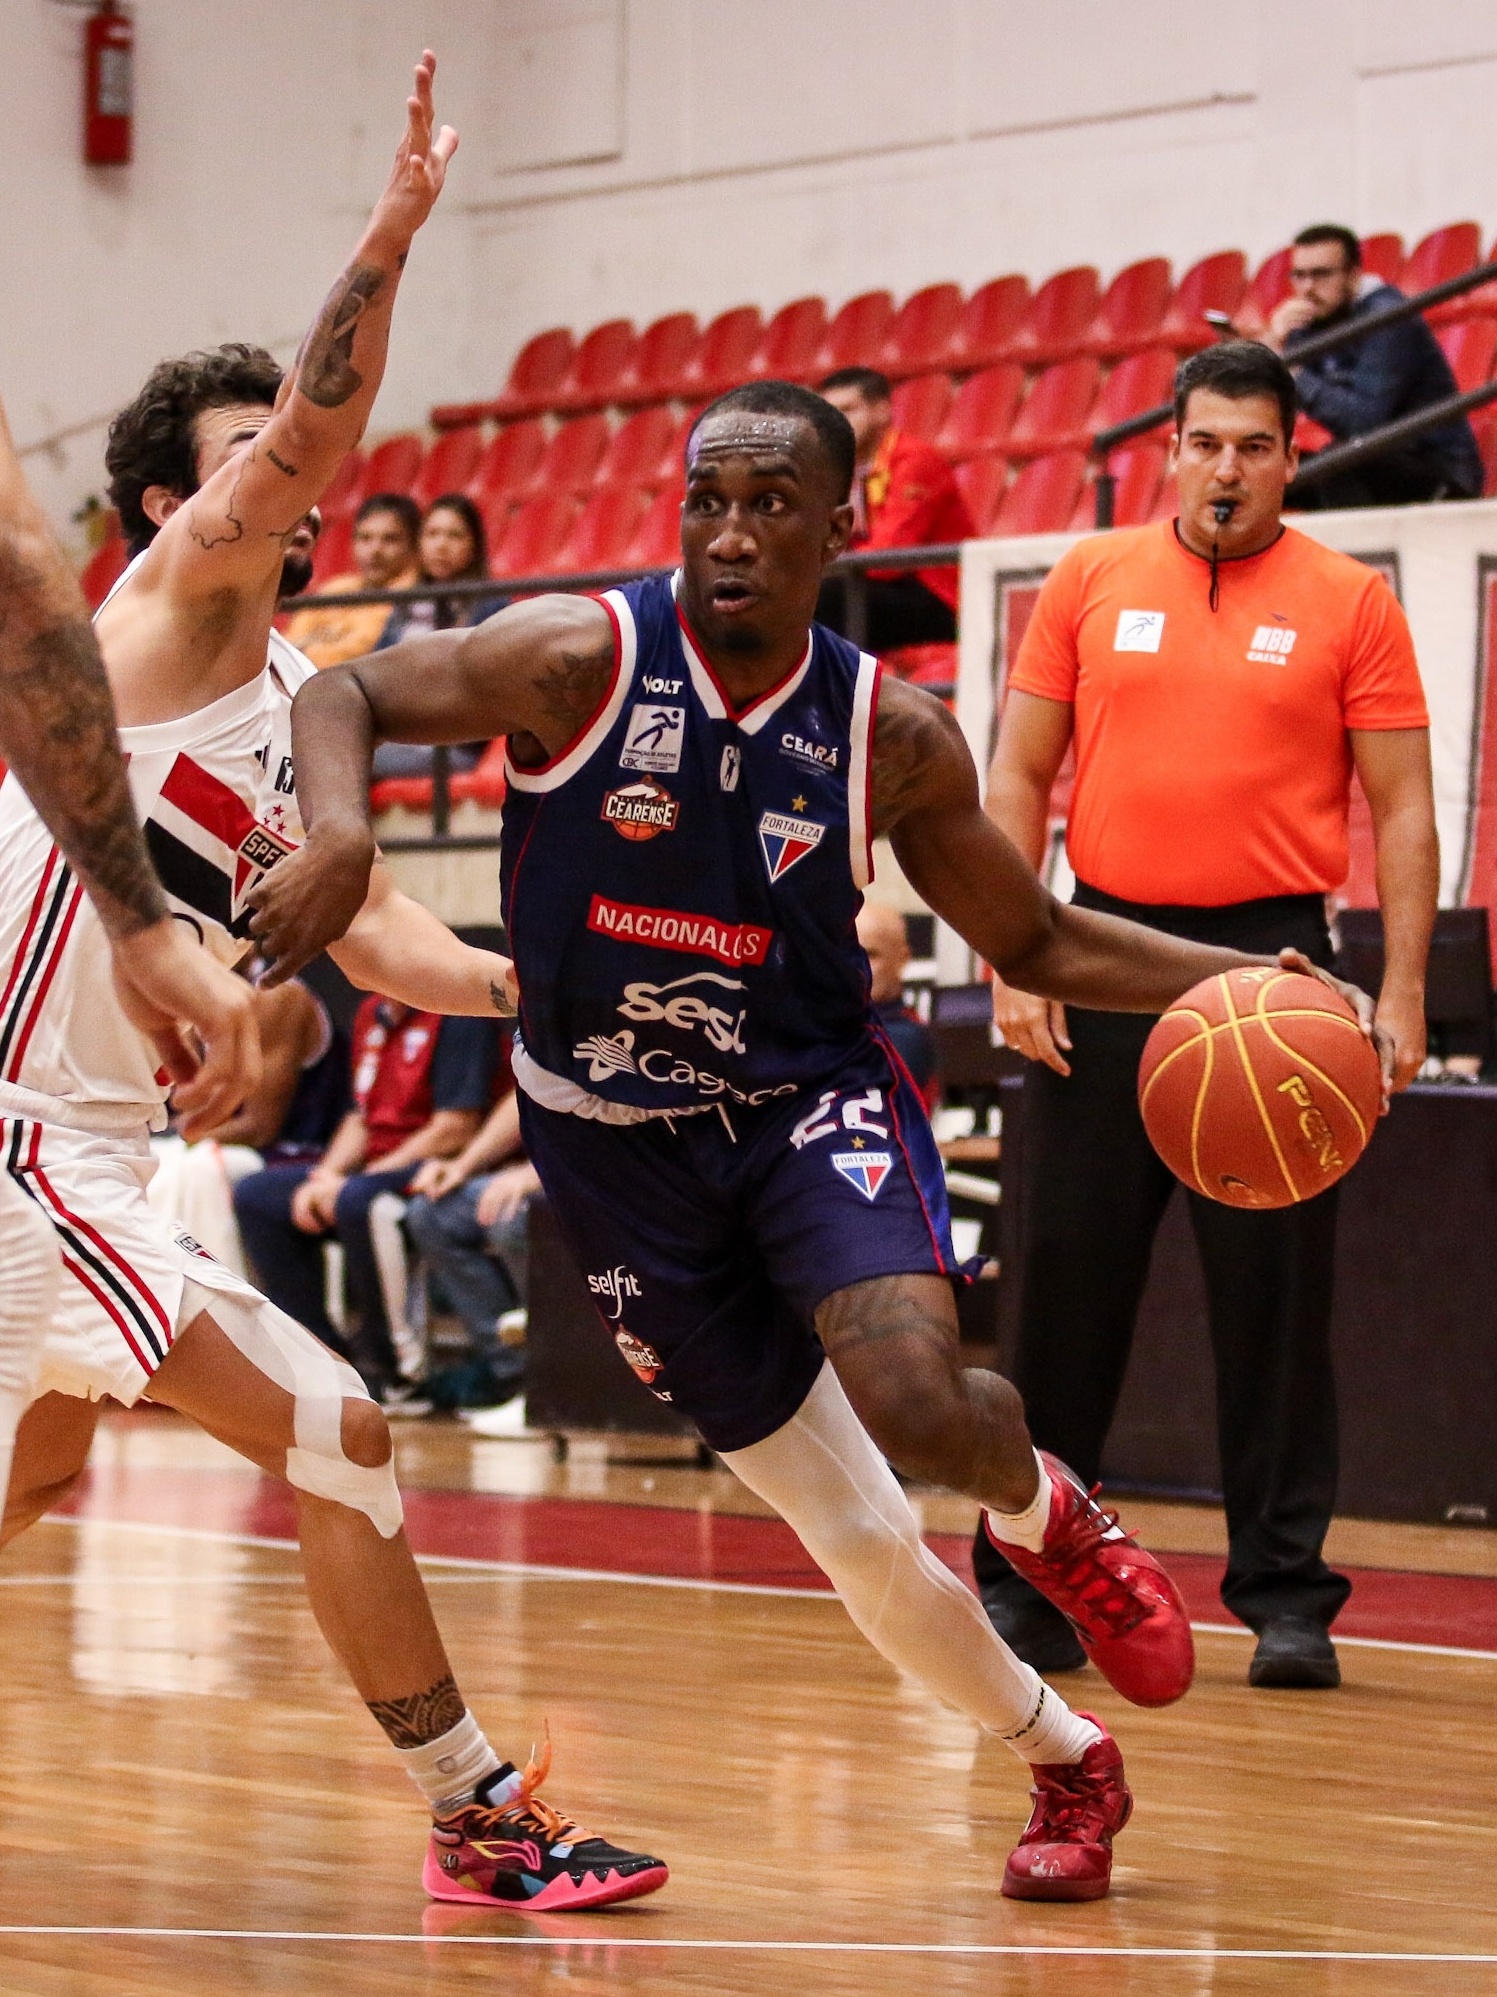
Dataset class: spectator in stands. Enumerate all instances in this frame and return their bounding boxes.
[233,995,499,1398]
[856,901,938,1106]
[402,1088,540,1411]
[147,969,346,1276]
[1264,224,1481,508]
[372,493,507,782]
[814,367,972,651]
[284,491,421,667]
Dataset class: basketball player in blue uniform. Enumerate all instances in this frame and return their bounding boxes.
[251,383,1375,1902]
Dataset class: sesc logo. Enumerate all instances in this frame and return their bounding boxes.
[617,970,748,1054]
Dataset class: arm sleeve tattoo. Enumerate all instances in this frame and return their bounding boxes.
[0,536,165,938]
[297,263,388,411]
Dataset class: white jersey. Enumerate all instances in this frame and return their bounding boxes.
[0,554,312,1130]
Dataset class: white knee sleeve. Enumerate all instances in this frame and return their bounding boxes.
[722,1363,1093,1763]
[180,1278,404,1539]
[0,1179,60,1494]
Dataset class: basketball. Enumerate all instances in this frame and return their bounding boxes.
[1138,968,1383,1209]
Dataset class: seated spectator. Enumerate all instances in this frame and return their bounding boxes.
[371,493,508,782]
[284,491,422,667]
[814,367,972,650]
[856,901,938,1107]
[1264,224,1481,508]
[233,995,498,1396]
[147,971,346,1275]
[402,1088,540,1411]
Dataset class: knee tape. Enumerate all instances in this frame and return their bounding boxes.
[180,1278,404,1539]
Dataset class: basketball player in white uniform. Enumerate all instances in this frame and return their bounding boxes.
[0,55,668,1912]
[0,393,257,1512]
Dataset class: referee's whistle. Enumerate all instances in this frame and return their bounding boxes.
[1211,498,1236,525]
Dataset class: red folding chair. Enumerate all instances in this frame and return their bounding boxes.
[557,484,651,572]
[891,373,956,441]
[491,494,584,579]
[1083,349,1176,447]
[879,284,965,378]
[318,447,367,522]
[595,406,683,492]
[814,291,897,376]
[493,327,575,421]
[625,479,685,568]
[749,298,829,382]
[1160,251,1248,352]
[953,456,1009,535]
[361,433,424,497]
[1407,222,1482,324]
[615,312,701,406]
[933,365,1025,463]
[411,427,484,511]
[449,738,509,809]
[1437,319,1497,394]
[309,513,355,587]
[1069,443,1170,531]
[552,319,638,413]
[1360,233,1405,288]
[466,421,548,511]
[682,306,764,398]
[1235,248,1292,338]
[1003,267,1102,367]
[948,276,1030,371]
[1080,258,1173,359]
[1006,360,1103,461]
[991,452,1087,535]
[526,415,612,500]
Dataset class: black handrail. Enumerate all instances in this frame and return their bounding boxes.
[1091,254,1497,525]
[1288,378,1497,489]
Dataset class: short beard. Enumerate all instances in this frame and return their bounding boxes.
[279,549,315,598]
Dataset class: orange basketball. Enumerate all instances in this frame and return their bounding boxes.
[1138,968,1382,1209]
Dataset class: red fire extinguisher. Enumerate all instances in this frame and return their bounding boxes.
[84,2,132,165]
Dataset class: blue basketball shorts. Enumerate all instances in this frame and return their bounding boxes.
[519,1036,968,1452]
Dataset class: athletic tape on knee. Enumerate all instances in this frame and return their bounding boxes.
[180,1278,404,1539]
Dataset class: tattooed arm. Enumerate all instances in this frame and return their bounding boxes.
[141,51,457,599]
[246,593,617,978]
[872,675,1329,1014]
[0,397,260,1127]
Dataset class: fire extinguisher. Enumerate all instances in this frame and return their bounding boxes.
[84,1,132,165]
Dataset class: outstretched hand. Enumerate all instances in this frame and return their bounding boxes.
[1277,947,1394,1107]
[109,920,262,1139]
[371,50,459,246]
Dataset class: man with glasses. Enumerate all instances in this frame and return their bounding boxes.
[1264,222,1481,508]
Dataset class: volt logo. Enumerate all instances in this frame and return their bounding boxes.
[758,810,825,881]
[831,1150,893,1200]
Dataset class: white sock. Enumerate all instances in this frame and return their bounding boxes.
[984,1448,1054,1553]
[722,1370,1099,1767]
[394,1710,505,1817]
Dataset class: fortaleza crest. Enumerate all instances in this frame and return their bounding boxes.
[758,808,825,882]
[830,1149,893,1200]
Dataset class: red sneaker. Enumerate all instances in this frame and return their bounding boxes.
[985,1453,1194,1707]
[1001,1718,1132,1902]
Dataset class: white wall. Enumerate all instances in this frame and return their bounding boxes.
[9,0,1497,544]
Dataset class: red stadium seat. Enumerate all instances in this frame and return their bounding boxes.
[318,448,367,522]
[1002,266,1102,366]
[1068,443,1170,530]
[879,284,965,378]
[1080,258,1173,359]
[1360,233,1405,288]
[491,494,584,578]
[79,525,128,609]
[933,365,1025,462]
[1005,360,1102,460]
[525,415,611,499]
[882,643,958,691]
[1160,250,1248,352]
[891,373,955,440]
[815,290,897,376]
[1235,247,1292,337]
[361,433,424,497]
[493,327,576,421]
[1084,348,1176,446]
[558,483,651,572]
[1475,415,1497,497]
[370,775,433,814]
[309,512,354,586]
[1437,319,1497,394]
[1294,412,1333,453]
[1407,222,1481,323]
[595,406,683,491]
[991,451,1087,536]
[615,312,702,406]
[466,421,548,510]
[625,478,686,568]
[552,319,638,413]
[681,306,764,399]
[953,456,1009,535]
[410,426,484,511]
[749,297,830,382]
[948,276,1031,371]
[449,738,508,810]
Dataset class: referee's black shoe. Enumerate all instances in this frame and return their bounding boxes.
[1247,1617,1341,1689]
[978,1570,1087,1675]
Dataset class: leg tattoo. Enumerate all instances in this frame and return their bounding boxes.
[367,1672,465,1748]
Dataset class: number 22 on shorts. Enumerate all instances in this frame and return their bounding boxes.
[789,1088,888,1150]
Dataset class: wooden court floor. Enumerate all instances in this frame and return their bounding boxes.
[0,1413,1491,1995]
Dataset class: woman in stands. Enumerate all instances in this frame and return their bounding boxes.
[372,493,507,781]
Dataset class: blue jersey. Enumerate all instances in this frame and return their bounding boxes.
[501,573,882,1118]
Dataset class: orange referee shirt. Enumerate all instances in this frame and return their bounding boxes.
[1008,521,1428,906]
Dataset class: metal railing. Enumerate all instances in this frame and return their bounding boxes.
[281,542,960,847]
[1091,255,1497,526]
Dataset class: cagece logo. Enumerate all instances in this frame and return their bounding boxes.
[1247,624,1297,665]
[617,970,748,1055]
[587,1265,642,1319]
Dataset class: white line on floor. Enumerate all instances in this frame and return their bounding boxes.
[43,1515,1497,1661]
[0,1927,1492,1960]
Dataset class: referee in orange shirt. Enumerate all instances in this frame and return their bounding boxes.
[973,343,1436,1690]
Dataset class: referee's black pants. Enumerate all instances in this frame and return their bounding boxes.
[973,883,1353,1634]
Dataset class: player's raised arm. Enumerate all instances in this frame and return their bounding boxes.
[246,592,617,977]
[871,676,1364,1020]
[0,396,259,1128]
[138,51,457,600]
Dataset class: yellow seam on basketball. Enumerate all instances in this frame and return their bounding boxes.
[1189,1001,1215,1195]
[1255,1012,1371,1146]
[1138,1010,1214,1109]
[1222,974,1299,1201]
